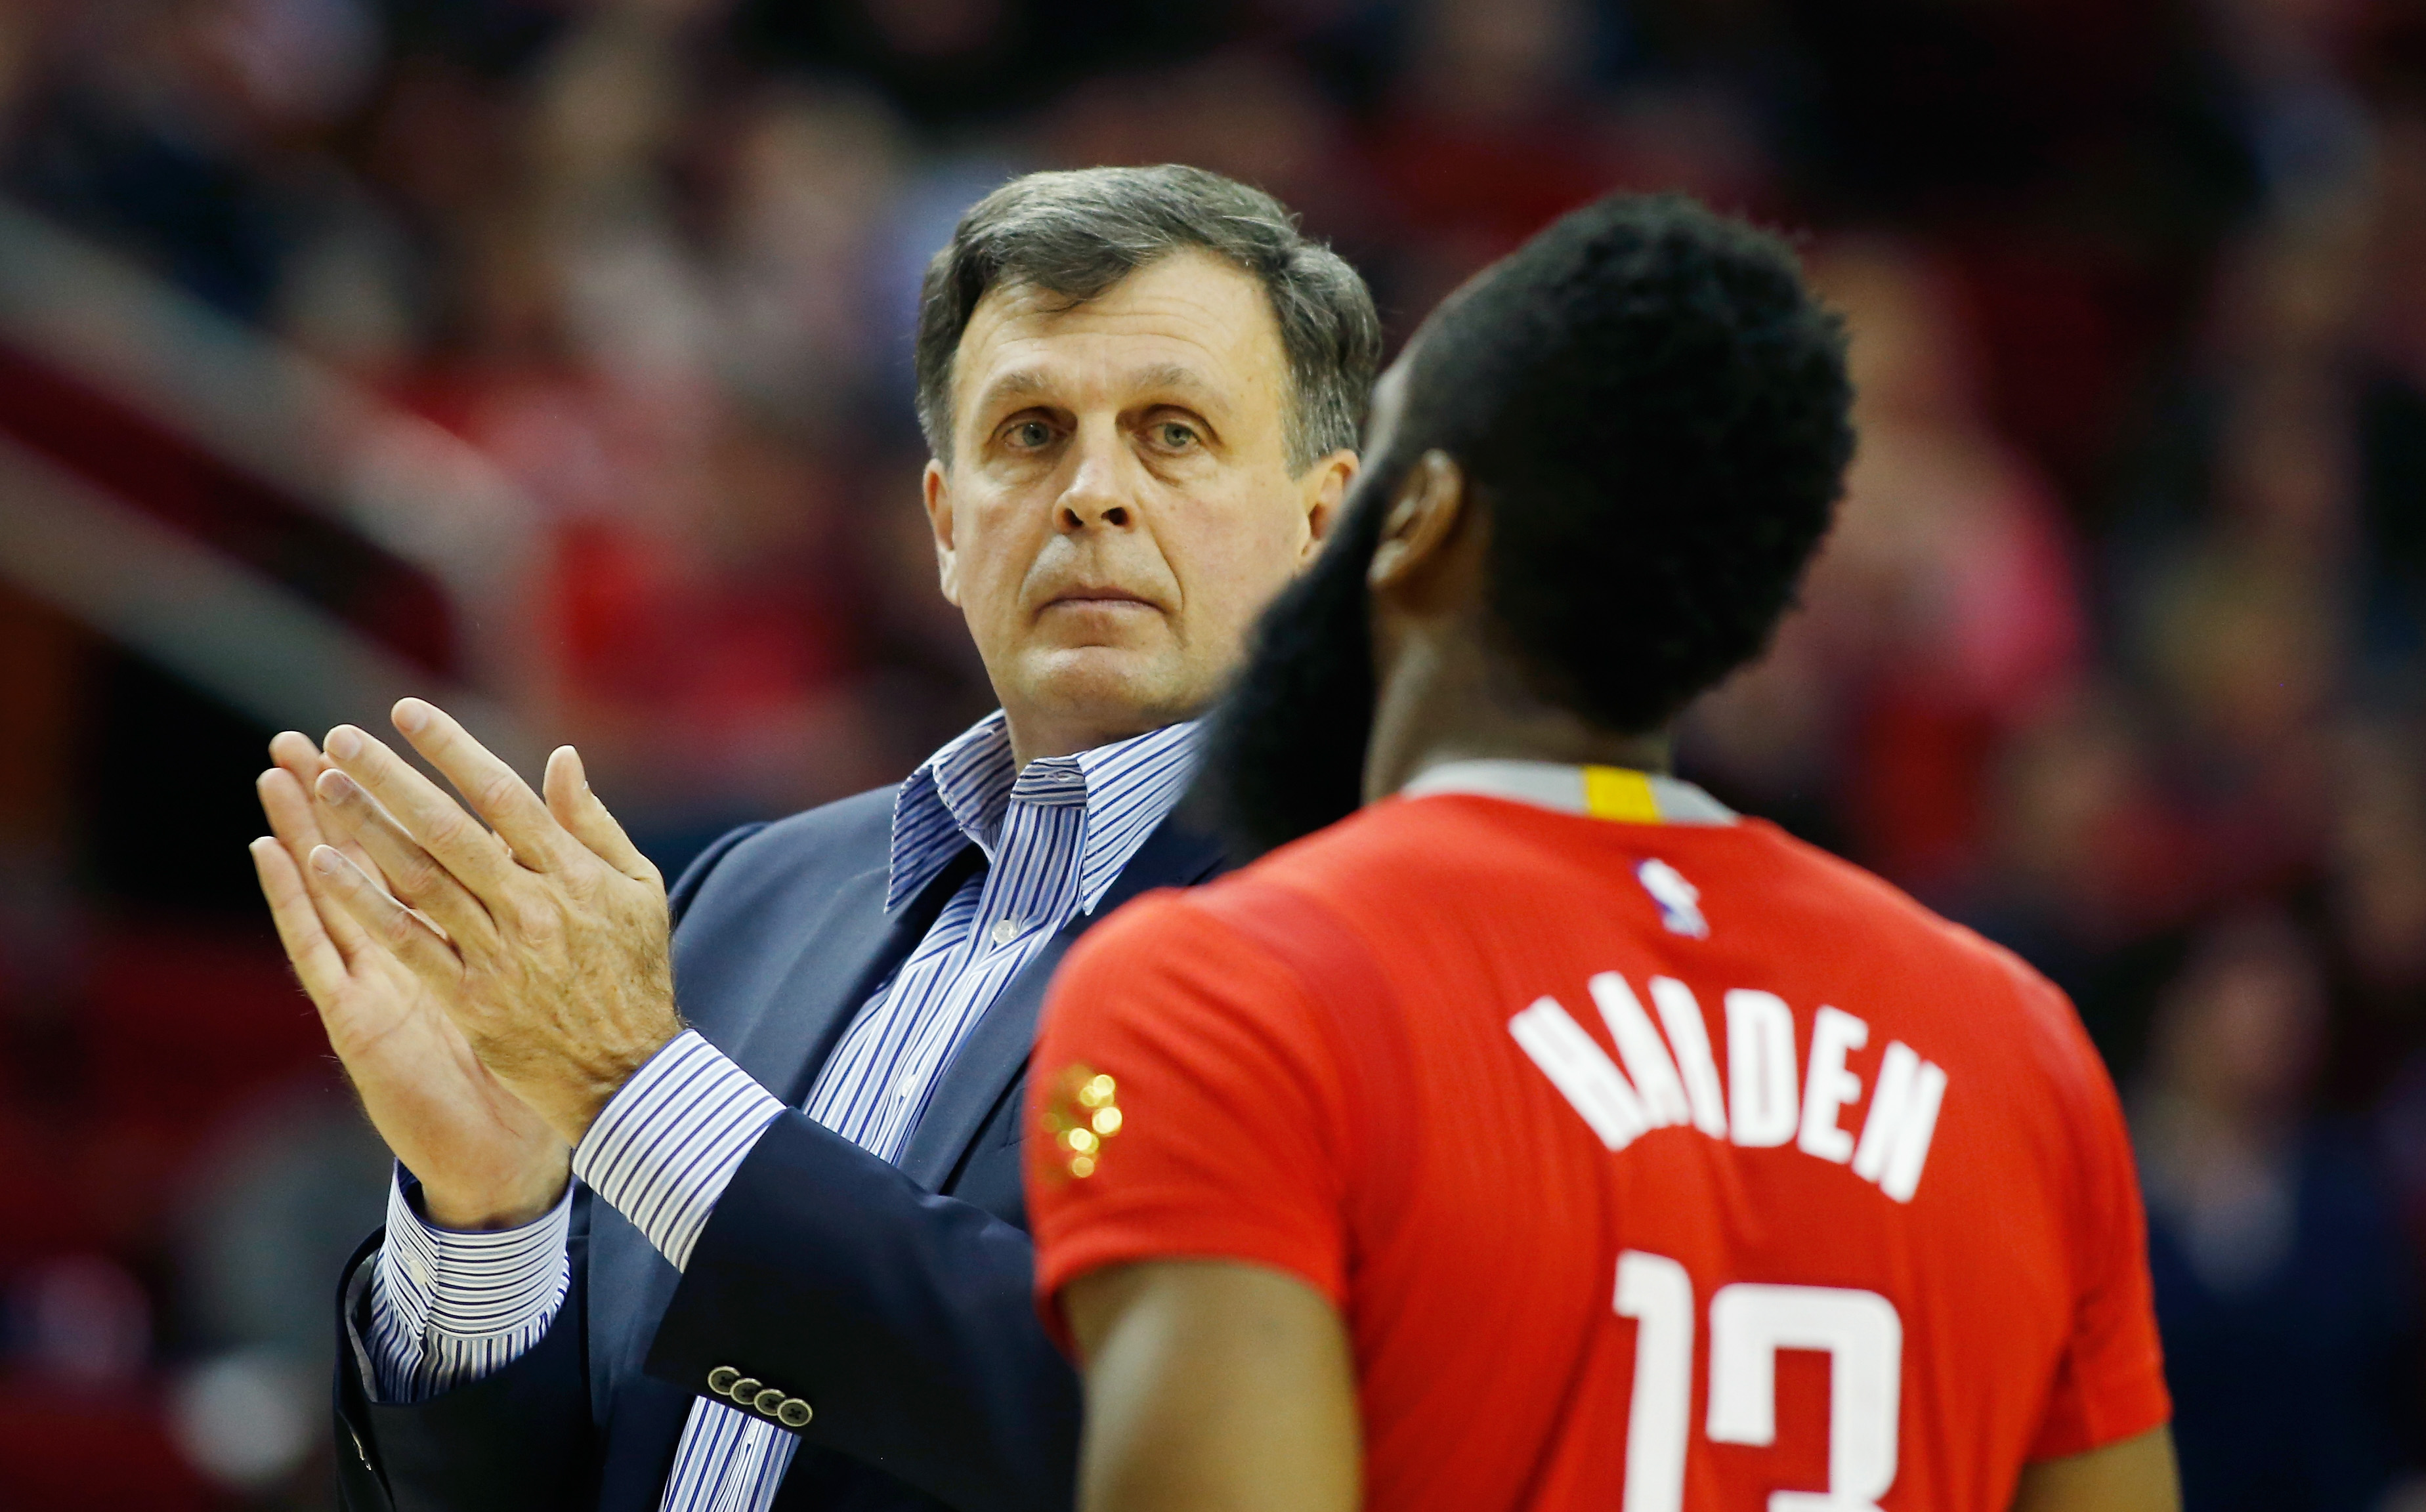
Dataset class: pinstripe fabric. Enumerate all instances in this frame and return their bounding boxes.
[365,1173,574,1401]
[364,711,1200,1512]
[576,1032,786,1272]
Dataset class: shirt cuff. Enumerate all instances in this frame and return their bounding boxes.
[572,1029,787,1271]
[366,1167,573,1404]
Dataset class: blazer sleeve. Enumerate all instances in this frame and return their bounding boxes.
[642,1111,1076,1512]
[332,1209,599,1512]
[328,822,771,1512]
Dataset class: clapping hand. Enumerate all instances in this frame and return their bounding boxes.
[288,699,685,1152]
[251,731,570,1230]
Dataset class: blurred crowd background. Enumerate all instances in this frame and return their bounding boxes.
[0,0,2420,1506]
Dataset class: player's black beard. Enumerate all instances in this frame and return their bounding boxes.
[1197,486,1392,859]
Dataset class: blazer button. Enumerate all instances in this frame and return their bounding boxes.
[707,1367,741,1396]
[777,1398,813,1429]
[753,1387,787,1416]
[731,1377,762,1402]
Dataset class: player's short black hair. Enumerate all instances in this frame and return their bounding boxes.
[1202,194,1852,856]
[1385,192,1853,734]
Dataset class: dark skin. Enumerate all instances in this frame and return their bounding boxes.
[1063,363,2181,1512]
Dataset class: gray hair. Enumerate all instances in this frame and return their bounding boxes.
[914,165,1382,471]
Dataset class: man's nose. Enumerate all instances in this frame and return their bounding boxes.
[1054,429,1138,534]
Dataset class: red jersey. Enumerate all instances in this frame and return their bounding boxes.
[1027,763,2169,1512]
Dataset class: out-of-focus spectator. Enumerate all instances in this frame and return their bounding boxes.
[1690,236,2085,894]
[706,80,909,425]
[2137,910,2419,1512]
[1044,47,1374,254]
[2114,214,2381,910]
[1361,0,1623,312]
[1962,686,2207,1079]
[2325,719,2426,1099]
[2354,108,2426,673]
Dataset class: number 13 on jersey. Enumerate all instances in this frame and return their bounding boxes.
[1617,1250,1902,1512]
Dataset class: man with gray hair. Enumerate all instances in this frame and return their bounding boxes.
[247,164,1377,1512]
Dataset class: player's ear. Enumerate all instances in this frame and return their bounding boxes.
[1367,450,1471,596]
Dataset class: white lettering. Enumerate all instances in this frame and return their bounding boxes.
[1524,980,1950,1208]
[1615,1251,1694,1512]
[1709,1282,1902,1512]
[1725,990,1800,1148]
[1798,1006,1868,1164]
[1592,973,1693,1129]
[1852,1041,1947,1202]
[1649,976,1729,1139]
[1510,996,1651,1150]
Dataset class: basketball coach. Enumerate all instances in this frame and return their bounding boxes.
[244,165,1377,1512]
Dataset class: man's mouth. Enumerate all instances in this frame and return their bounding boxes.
[1044,587,1158,612]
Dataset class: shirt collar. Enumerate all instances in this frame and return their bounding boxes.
[886,712,1202,914]
[1399,759,1736,824]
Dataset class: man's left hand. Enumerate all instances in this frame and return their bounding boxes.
[307,698,681,1148]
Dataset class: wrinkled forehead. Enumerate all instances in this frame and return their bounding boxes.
[948,250,1289,420]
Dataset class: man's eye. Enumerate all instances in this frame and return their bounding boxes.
[1155,422,1198,450]
[1006,420,1052,448]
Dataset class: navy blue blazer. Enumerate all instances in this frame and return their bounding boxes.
[330,783,1229,1512]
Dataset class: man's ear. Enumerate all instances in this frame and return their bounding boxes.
[922,458,962,607]
[1367,450,1469,595]
[1298,448,1360,562]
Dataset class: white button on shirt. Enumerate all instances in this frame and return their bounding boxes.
[363,711,1201,1512]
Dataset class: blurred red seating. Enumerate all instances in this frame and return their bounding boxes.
[81,921,325,1132]
[0,1104,107,1262]
[0,1383,218,1509]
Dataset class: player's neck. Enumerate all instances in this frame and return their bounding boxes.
[1362,618,1673,804]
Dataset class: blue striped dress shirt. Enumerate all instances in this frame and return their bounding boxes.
[365,712,1201,1511]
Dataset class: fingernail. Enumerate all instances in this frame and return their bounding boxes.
[326,726,362,760]
[394,699,429,734]
[316,768,358,803]
[309,845,342,875]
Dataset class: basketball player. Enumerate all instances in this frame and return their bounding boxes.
[1022,195,2177,1512]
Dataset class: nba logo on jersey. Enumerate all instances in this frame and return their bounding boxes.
[1636,858,1707,938]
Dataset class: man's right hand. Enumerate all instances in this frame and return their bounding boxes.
[251,731,571,1231]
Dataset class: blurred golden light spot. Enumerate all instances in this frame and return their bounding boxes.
[1041,1063,1123,1180]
